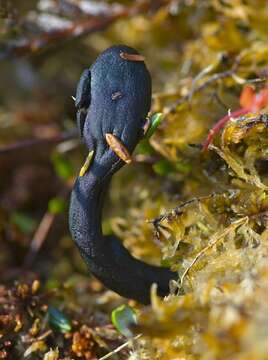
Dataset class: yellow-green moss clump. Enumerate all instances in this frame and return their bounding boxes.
[107,2,268,357]
[132,114,268,359]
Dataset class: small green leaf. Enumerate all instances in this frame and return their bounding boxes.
[52,153,74,180]
[153,159,174,176]
[111,304,137,337]
[11,212,37,234]
[136,139,155,155]
[48,197,66,214]
[48,306,72,333]
[161,258,172,268]
[174,161,192,174]
[145,113,164,139]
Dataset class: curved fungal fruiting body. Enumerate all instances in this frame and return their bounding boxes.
[69,45,176,304]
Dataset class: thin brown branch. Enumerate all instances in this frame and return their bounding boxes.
[164,53,244,115]
[24,187,71,267]
[151,193,218,226]
[1,14,123,59]
[25,212,56,262]
[179,217,248,287]
[0,130,76,155]
[0,0,170,59]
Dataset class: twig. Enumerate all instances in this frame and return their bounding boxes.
[151,193,218,226]
[98,334,142,360]
[164,52,244,115]
[0,0,169,59]
[1,14,123,59]
[24,212,56,267]
[36,330,53,341]
[179,217,248,287]
[24,330,53,344]
[0,130,76,155]
[24,187,71,267]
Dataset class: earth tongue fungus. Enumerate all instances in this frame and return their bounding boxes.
[69,45,177,305]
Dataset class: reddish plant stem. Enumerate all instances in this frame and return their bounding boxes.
[202,107,250,151]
